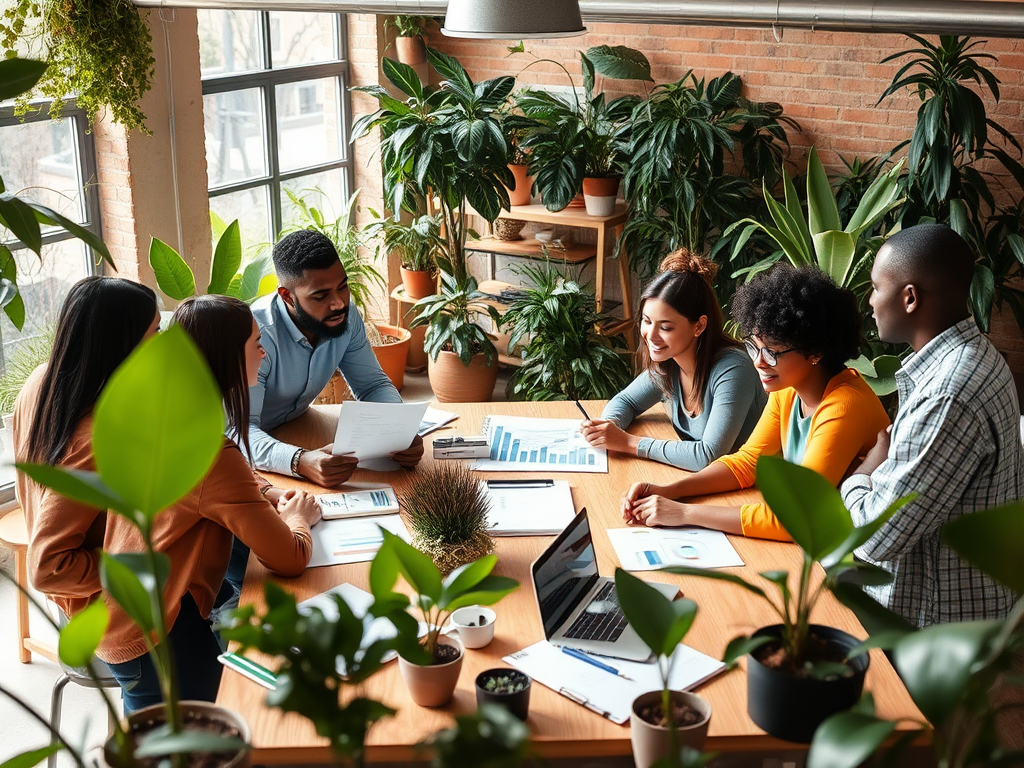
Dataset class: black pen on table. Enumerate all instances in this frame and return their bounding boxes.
[574,400,592,421]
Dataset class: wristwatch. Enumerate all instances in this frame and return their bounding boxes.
[290,448,306,478]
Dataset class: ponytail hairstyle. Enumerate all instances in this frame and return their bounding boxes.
[171,295,255,461]
[639,249,738,411]
[27,277,157,465]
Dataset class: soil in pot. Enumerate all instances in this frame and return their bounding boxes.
[630,690,710,768]
[746,624,868,744]
[432,643,461,665]
[108,703,250,768]
[636,699,706,728]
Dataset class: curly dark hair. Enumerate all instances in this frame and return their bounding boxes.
[731,264,861,375]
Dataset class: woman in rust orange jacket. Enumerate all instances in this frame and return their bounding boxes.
[622,264,890,541]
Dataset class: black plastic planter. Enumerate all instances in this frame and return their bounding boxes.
[747,624,868,743]
[475,669,531,721]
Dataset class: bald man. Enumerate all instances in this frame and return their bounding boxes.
[843,223,1024,627]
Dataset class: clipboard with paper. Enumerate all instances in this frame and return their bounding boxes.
[503,641,725,724]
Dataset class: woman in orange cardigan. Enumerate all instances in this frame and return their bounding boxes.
[623,264,890,541]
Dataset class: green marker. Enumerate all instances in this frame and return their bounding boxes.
[218,652,277,690]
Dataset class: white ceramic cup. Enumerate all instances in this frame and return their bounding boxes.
[446,606,497,649]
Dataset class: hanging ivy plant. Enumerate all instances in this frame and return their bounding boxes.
[1,0,155,132]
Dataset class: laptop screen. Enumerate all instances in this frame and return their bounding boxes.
[532,508,599,638]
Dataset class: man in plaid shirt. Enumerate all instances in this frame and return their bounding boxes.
[842,224,1024,627]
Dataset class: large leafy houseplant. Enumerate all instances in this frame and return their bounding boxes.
[0,58,115,330]
[809,500,1024,768]
[723,146,906,394]
[515,45,652,212]
[619,71,798,278]
[878,34,1024,331]
[500,262,632,401]
[11,326,244,768]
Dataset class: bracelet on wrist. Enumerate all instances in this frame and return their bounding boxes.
[290,448,305,478]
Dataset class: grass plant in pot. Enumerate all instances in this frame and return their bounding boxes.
[475,669,531,721]
[370,530,518,707]
[367,210,441,300]
[352,51,514,398]
[398,462,494,576]
[614,569,709,768]
[663,456,915,744]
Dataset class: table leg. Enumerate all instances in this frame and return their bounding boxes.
[596,227,606,312]
[15,549,30,663]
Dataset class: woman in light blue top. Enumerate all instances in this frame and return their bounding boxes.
[581,250,766,471]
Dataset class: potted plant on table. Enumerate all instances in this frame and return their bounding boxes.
[475,670,532,721]
[370,530,518,708]
[281,187,411,391]
[12,327,249,768]
[352,51,514,401]
[663,456,914,744]
[613,569,710,768]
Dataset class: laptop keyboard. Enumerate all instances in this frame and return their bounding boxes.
[563,582,628,642]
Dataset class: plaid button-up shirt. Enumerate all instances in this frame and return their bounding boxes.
[842,317,1024,627]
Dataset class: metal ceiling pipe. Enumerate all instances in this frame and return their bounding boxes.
[130,0,1024,39]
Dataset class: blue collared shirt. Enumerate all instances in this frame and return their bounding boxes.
[248,293,402,474]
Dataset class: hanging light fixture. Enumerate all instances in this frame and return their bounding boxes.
[442,0,586,39]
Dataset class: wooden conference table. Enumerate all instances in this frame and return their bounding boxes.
[218,400,922,763]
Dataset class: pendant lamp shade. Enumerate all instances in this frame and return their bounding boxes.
[442,0,586,39]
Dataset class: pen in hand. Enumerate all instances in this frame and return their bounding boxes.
[561,645,635,681]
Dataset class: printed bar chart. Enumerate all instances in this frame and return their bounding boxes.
[475,416,608,473]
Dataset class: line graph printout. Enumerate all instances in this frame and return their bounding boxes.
[472,416,608,473]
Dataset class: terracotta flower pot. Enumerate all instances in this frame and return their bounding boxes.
[105,701,251,768]
[372,324,411,391]
[505,164,532,206]
[630,690,711,768]
[428,350,498,403]
[398,633,464,707]
[582,176,621,217]
[406,324,428,372]
[401,266,436,300]
[394,35,426,66]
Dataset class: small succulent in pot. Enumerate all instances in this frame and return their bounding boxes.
[398,462,494,576]
[476,669,532,721]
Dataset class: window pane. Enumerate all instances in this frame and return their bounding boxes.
[276,78,343,173]
[269,13,338,68]
[198,10,265,77]
[204,88,268,188]
[280,169,348,234]
[210,186,271,256]
[0,116,86,237]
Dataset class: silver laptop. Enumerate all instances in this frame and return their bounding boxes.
[530,508,678,662]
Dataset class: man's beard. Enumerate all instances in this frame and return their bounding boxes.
[291,296,349,339]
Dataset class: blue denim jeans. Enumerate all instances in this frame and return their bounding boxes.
[107,592,223,714]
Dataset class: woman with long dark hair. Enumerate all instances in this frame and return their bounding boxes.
[622,264,890,541]
[15,276,160,615]
[581,250,765,470]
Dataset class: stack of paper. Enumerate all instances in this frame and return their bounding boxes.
[333,401,429,471]
[483,480,576,536]
[418,406,458,436]
[308,514,409,568]
[607,527,744,571]
[504,641,725,724]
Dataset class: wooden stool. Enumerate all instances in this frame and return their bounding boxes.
[0,507,57,664]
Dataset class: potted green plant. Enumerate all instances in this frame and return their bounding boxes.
[370,530,518,708]
[281,187,411,390]
[613,569,710,768]
[398,462,494,576]
[13,327,249,768]
[516,45,651,214]
[475,670,531,721]
[663,456,914,744]
[366,210,441,300]
[384,15,432,67]
[0,327,53,451]
[501,262,633,400]
[352,51,512,393]
[808,499,1024,768]
[723,146,906,395]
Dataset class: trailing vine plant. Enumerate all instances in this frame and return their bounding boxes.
[1,0,155,131]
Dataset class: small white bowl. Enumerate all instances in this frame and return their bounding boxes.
[534,230,554,244]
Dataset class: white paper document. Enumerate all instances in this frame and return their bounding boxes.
[504,641,725,725]
[298,583,399,676]
[317,484,399,520]
[484,480,576,536]
[607,527,744,571]
[332,401,429,471]
[307,513,409,568]
[418,406,458,437]
[473,416,608,473]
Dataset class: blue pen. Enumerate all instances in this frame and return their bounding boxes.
[561,645,635,681]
